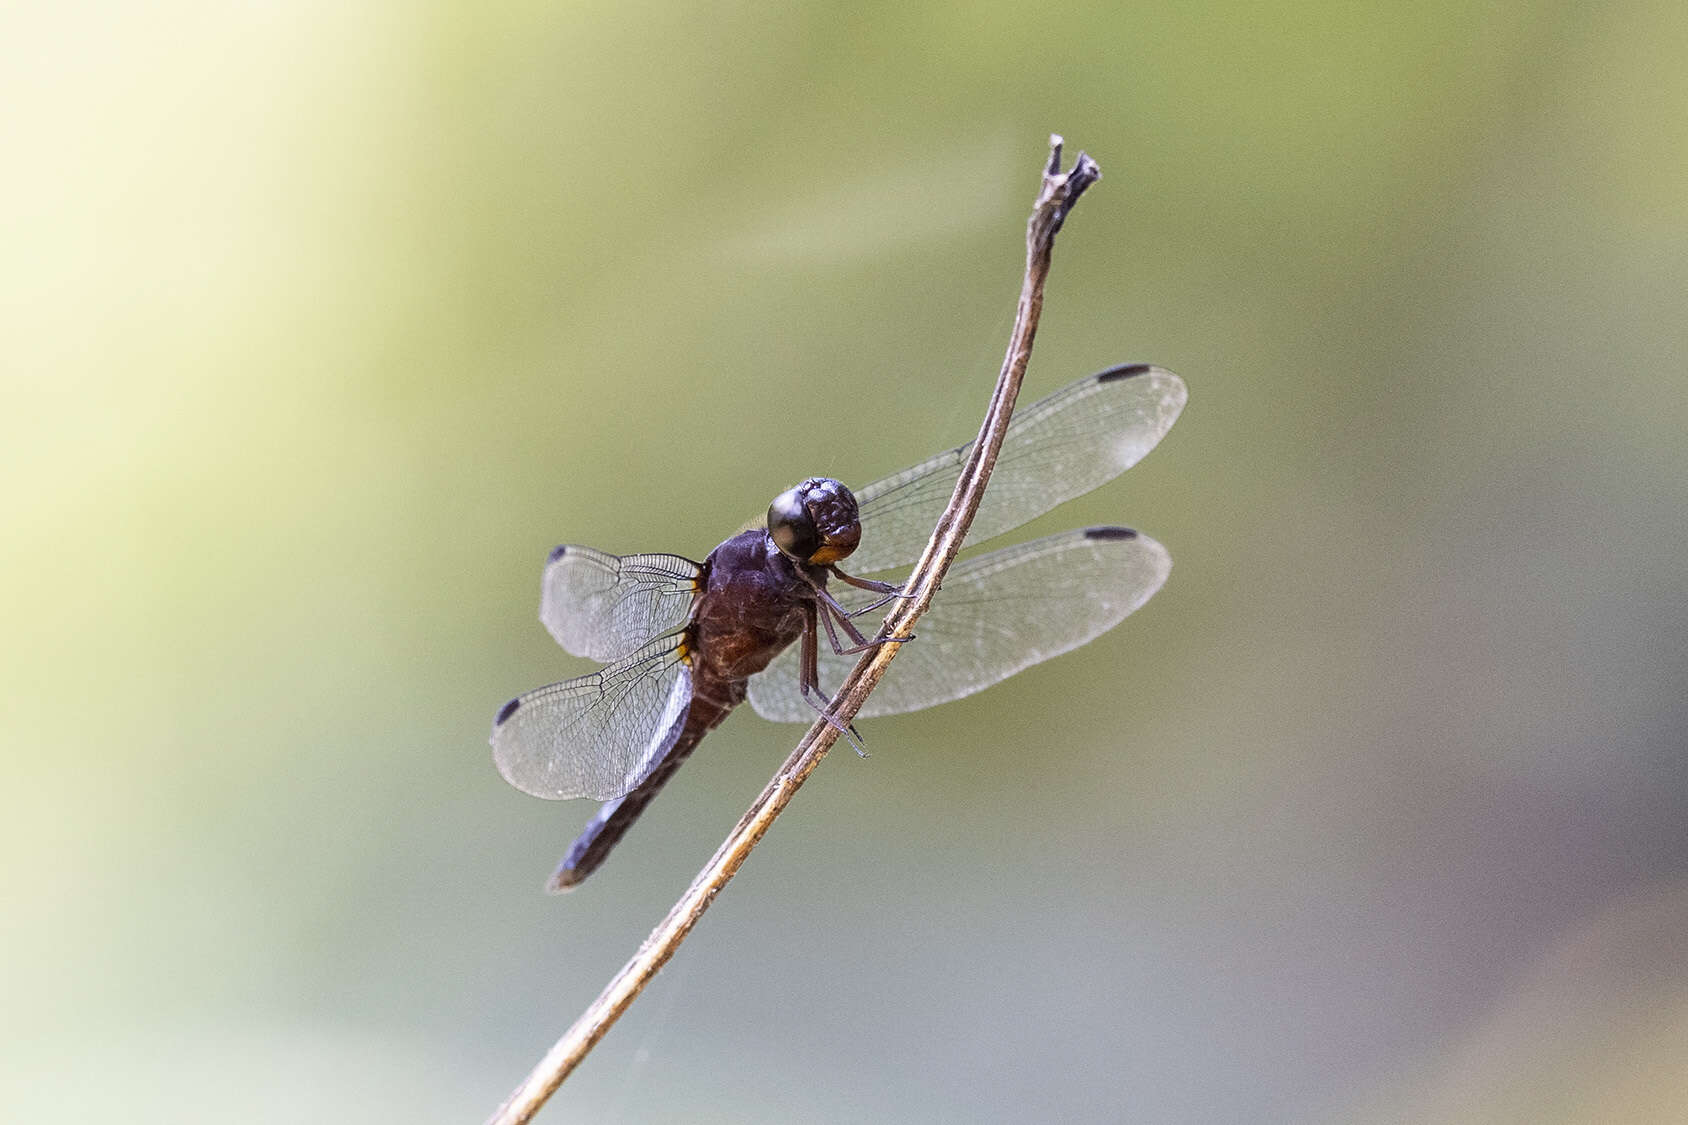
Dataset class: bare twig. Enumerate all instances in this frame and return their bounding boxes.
[486,134,1101,1125]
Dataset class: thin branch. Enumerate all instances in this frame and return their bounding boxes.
[486,134,1101,1125]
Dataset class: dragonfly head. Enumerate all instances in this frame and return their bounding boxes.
[767,477,862,567]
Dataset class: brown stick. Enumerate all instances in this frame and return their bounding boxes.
[485,134,1101,1125]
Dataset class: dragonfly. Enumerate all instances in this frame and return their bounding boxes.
[491,363,1186,891]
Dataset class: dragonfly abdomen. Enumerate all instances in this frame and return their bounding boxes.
[547,669,746,891]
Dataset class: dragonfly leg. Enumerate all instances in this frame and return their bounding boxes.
[829,566,903,595]
[829,566,916,617]
[815,588,915,655]
[844,591,900,617]
[799,603,867,756]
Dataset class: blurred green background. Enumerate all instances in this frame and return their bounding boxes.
[5,1,1686,1121]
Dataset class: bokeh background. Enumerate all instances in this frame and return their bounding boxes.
[5,2,1686,1121]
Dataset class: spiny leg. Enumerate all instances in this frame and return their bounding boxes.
[829,566,905,596]
[798,601,867,756]
[845,591,901,617]
[830,566,915,617]
[814,585,913,655]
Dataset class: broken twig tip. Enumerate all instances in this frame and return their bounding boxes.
[1065,152,1102,205]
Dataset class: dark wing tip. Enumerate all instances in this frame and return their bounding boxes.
[494,697,522,726]
[1096,363,1155,383]
[1084,526,1139,541]
[547,544,569,564]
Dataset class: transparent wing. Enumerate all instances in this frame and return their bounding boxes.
[491,634,693,801]
[746,526,1171,722]
[540,545,702,661]
[846,364,1185,575]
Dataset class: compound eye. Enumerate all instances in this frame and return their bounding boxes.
[767,487,821,561]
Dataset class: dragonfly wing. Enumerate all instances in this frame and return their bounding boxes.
[491,634,694,801]
[540,546,703,661]
[846,364,1185,574]
[745,526,1170,722]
